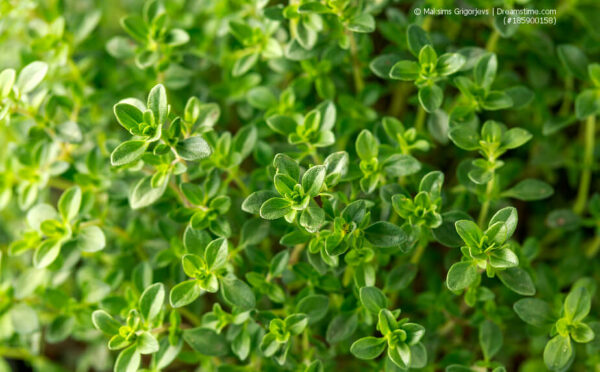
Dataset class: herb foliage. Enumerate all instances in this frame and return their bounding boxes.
[0,1,599,371]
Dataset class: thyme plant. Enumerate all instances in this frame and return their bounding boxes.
[0,0,599,371]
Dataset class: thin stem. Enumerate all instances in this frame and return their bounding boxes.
[422,16,432,31]
[573,115,596,214]
[585,235,600,258]
[414,105,426,132]
[348,32,364,94]
[559,76,573,116]
[169,179,193,208]
[306,144,323,164]
[388,83,413,117]
[289,244,305,264]
[228,170,250,196]
[0,346,32,360]
[0,346,49,364]
[177,307,202,327]
[486,30,500,52]
[410,240,427,264]
[47,177,74,190]
[478,178,495,227]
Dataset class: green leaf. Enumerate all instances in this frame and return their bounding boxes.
[449,124,480,150]
[296,21,317,49]
[418,45,437,68]
[298,2,331,13]
[136,331,159,354]
[359,286,388,314]
[513,298,555,327]
[506,85,534,109]
[111,140,148,166]
[47,315,75,343]
[139,283,165,323]
[488,248,519,269]
[575,89,600,119]
[347,13,375,33]
[356,130,378,160]
[147,84,167,126]
[154,338,182,369]
[11,303,39,334]
[182,254,203,277]
[501,128,532,149]
[479,320,502,360]
[194,102,221,130]
[302,165,326,197]
[233,125,257,159]
[183,327,229,356]
[169,280,202,308]
[419,171,444,197]
[406,24,431,56]
[589,63,600,87]
[260,197,293,220]
[259,332,280,357]
[15,61,48,94]
[33,239,61,268]
[324,151,349,185]
[269,250,289,276]
[220,277,256,310]
[418,84,443,113]
[364,222,408,250]
[273,153,300,180]
[92,310,121,334]
[371,54,401,79]
[557,44,588,80]
[0,68,16,97]
[241,219,270,247]
[129,175,168,209]
[114,102,144,132]
[350,337,386,359]
[176,136,212,160]
[543,335,572,371]
[285,313,308,335]
[482,91,513,110]
[274,173,296,196]
[233,53,259,76]
[474,53,497,90]
[389,60,419,81]
[377,309,398,335]
[385,263,418,291]
[388,342,411,368]
[502,179,554,201]
[58,186,82,222]
[121,15,148,42]
[204,238,228,270]
[433,211,473,248]
[571,322,595,343]
[296,295,329,324]
[497,267,535,296]
[242,191,278,214]
[446,261,477,291]
[299,206,325,233]
[489,207,518,239]
[77,225,106,252]
[27,203,58,231]
[326,313,358,343]
[437,53,466,76]
[404,323,425,345]
[114,345,141,372]
[455,220,482,248]
[409,342,428,369]
[564,287,591,323]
